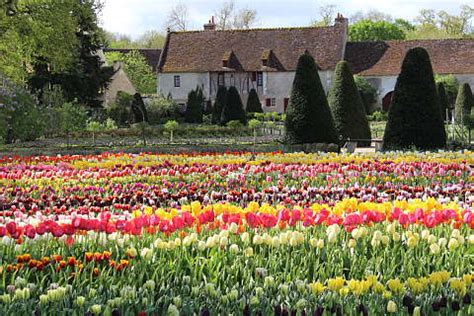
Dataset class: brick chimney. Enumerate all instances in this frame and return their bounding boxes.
[204,16,216,31]
[335,13,348,27]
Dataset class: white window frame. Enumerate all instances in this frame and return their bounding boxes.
[174,75,181,88]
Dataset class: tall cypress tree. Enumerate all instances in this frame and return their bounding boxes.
[212,86,227,124]
[454,83,473,127]
[437,82,449,121]
[285,53,338,144]
[246,88,263,113]
[185,87,204,123]
[328,61,371,145]
[383,47,446,150]
[221,86,247,125]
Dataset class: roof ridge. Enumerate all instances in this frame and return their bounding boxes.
[347,38,474,45]
[170,24,339,34]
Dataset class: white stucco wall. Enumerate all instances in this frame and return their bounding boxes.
[158,73,209,105]
[454,74,474,88]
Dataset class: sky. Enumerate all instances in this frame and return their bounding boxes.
[101,0,472,38]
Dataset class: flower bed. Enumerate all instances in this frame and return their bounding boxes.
[0,152,472,315]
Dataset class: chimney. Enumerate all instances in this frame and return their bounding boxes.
[204,16,216,31]
[334,13,348,27]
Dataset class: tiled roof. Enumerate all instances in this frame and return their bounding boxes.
[158,24,347,73]
[104,48,162,72]
[345,39,474,76]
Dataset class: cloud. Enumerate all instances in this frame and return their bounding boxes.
[100,0,469,37]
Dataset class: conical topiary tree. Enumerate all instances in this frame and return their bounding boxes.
[454,83,473,127]
[221,86,247,125]
[185,87,203,123]
[383,47,446,150]
[285,53,338,144]
[212,86,228,124]
[246,89,263,113]
[437,82,449,121]
[328,61,371,146]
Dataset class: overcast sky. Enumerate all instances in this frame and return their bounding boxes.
[101,0,472,38]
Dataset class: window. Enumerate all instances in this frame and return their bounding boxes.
[174,75,181,88]
[257,72,263,87]
[223,60,228,68]
[251,72,257,82]
[265,98,276,107]
[218,73,225,86]
[284,98,289,112]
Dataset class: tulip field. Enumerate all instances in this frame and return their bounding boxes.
[0,151,473,315]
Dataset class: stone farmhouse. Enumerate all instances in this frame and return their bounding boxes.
[157,15,474,113]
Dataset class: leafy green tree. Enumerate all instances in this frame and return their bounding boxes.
[285,53,338,144]
[185,87,204,124]
[383,47,446,150]
[328,61,372,145]
[86,120,102,146]
[57,102,88,148]
[221,86,247,126]
[437,82,450,121]
[349,20,406,41]
[164,120,179,143]
[105,50,157,94]
[212,86,228,124]
[454,83,473,127]
[246,89,263,113]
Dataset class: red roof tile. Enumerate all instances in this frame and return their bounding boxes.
[158,24,347,73]
[345,39,474,76]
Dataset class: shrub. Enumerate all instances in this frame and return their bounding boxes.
[383,47,446,150]
[437,82,450,121]
[57,102,88,148]
[454,83,473,127]
[328,61,372,145]
[435,75,459,109]
[354,76,378,114]
[246,89,263,113]
[164,120,179,142]
[145,96,181,125]
[285,53,338,144]
[221,87,247,125]
[185,87,204,124]
[212,86,228,124]
[367,111,388,122]
[107,91,133,127]
[131,93,148,123]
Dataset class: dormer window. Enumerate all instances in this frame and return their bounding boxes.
[262,59,268,67]
[223,60,228,68]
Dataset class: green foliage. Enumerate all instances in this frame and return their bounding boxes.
[57,102,87,134]
[107,92,133,127]
[145,96,181,125]
[105,50,156,95]
[185,87,204,124]
[383,47,446,150]
[226,120,244,129]
[367,111,388,122]
[104,118,118,131]
[354,76,378,115]
[86,120,102,133]
[221,87,247,126]
[246,89,263,113]
[248,119,262,130]
[105,30,165,49]
[328,61,372,145]
[285,53,338,145]
[164,120,179,132]
[454,83,473,127]
[349,20,406,41]
[435,75,459,109]
[436,82,449,121]
[212,86,228,124]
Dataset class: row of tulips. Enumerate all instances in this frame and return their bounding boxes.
[0,151,472,315]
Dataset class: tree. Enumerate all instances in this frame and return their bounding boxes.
[437,82,449,121]
[221,86,246,125]
[105,50,156,94]
[354,76,377,115]
[350,9,393,23]
[454,83,473,127]
[246,89,263,113]
[185,87,204,124]
[436,75,459,109]
[86,120,102,146]
[131,93,148,123]
[212,86,228,124]
[349,20,406,41]
[165,3,189,31]
[136,31,166,48]
[311,4,337,27]
[328,61,372,145]
[383,47,446,150]
[57,102,88,149]
[215,1,257,30]
[285,53,338,145]
[164,120,179,143]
